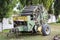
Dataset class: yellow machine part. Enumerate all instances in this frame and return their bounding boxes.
[13,16,27,21]
[38,26,42,32]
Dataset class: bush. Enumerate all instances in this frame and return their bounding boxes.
[57,18,60,23]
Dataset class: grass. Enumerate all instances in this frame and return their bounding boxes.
[0,23,60,40]
[3,29,10,33]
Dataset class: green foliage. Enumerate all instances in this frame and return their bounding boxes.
[57,18,60,23]
[19,0,42,6]
[20,0,26,7]
[54,0,60,18]
[42,0,53,10]
[0,0,17,19]
[54,0,60,13]
[32,0,39,5]
[19,0,53,10]
[48,4,53,14]
[39,0,42,4]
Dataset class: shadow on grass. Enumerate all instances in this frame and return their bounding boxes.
[3,32,43,39]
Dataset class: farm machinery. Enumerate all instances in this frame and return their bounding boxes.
[8,5,51,36]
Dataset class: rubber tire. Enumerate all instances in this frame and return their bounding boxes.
[42,24,51,36]
[7,28,14,37]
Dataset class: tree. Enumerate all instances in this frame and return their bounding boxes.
[42,0,53,10]
[19,0,26,7]
[0,0,17,21]
[48,3,53,14]
[0,0,17,32]
[54,0,60,19]
[19,0,53,10]
[32,0,39,5]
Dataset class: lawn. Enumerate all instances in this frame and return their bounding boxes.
[0,23,60,40]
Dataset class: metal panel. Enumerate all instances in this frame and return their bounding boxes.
[13,16,27,21]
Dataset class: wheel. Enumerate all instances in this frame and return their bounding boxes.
[7,28,19,37]
[7,28,14,37]
[42,24,51,36]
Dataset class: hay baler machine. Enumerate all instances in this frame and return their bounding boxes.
[8,5,51,36]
